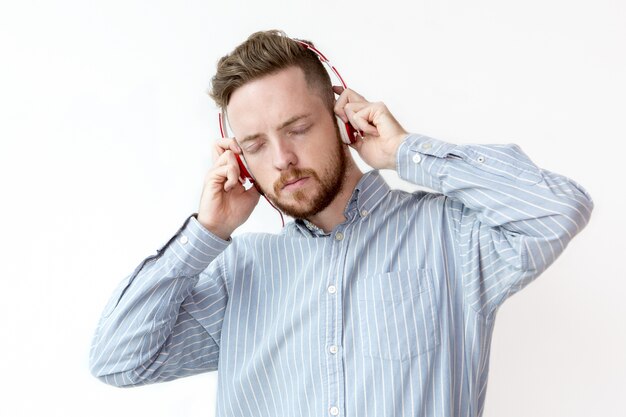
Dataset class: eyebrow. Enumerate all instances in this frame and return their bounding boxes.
[239,113,311,145]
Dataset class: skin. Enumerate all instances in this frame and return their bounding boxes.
[198,65,409,240]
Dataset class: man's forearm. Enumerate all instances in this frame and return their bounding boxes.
[395,133,593,272]
[89,214,230,386]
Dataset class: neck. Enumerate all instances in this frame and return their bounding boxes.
[305,155,363,233]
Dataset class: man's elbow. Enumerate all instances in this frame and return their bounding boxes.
[562,186,594,238]
[524,189,593,275]
[89,365,142,388]
[89,351,143,388]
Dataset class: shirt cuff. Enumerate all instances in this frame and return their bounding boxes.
[159,213,231,275]
[396,133,456,190]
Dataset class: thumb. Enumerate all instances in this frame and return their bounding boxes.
[348,137,364,153]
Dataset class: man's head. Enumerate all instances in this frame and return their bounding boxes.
[210,30,335,117]
[210,30,354,218]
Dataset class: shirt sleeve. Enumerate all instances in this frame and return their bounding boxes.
[396,133,594,318]
[89,213,231,387]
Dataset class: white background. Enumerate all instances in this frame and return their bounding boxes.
[1,1,624,416]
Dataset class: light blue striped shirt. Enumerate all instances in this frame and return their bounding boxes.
[90,133,593,417]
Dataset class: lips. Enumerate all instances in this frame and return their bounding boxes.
[282,177,308,190]
[273,169,317,195]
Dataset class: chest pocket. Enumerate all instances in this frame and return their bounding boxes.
[355,269,440,361]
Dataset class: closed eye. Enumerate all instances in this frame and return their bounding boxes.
[289,125,311,136]
[244,141,264,154]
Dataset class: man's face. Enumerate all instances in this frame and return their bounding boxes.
[226,66,347,218]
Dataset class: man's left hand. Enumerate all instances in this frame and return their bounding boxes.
[333,86,409,171]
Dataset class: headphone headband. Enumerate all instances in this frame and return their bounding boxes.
[293,39,348,89]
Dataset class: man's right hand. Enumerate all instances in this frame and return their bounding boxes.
[196,138,260,240]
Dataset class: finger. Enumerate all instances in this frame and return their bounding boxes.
[334,87,368,123]
[334,90,350,123]
[348,135,363,153]
[343,105,363,133]
[343,87,367,102]
[213,138,242,164]
[215,137,242,155]
[214,150,241,190]
[344,101,369,115]
[223,150,245,191]
[213,148,230,167]
[352,107,380,136]
[211,165,240,193]
[344,103,378,136]
[332,85,344,95]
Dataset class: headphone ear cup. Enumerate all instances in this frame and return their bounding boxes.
[336,116,356,144]
[234,153,256,191]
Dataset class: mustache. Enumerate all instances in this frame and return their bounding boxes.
[273,168,319,195]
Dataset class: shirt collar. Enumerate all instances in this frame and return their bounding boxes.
[293,170,389,237]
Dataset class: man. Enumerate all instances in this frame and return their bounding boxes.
[90,30,593,417]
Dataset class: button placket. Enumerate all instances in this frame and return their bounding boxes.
[326,227,347,417]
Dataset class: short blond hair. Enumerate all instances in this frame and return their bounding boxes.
[209,30,334,113]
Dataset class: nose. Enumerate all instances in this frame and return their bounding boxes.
[271,138,298,171]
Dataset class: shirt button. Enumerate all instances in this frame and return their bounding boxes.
[328,285,337,294]
[179,235,189,245]
[477,155,485,163]
[360,209,369,217]
[329,345,338,354]
[330,406,339,416]
[422,142,432,150]
[412,153,422,164]
[335,232,344,241]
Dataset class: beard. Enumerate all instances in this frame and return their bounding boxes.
[260,136,347,219]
